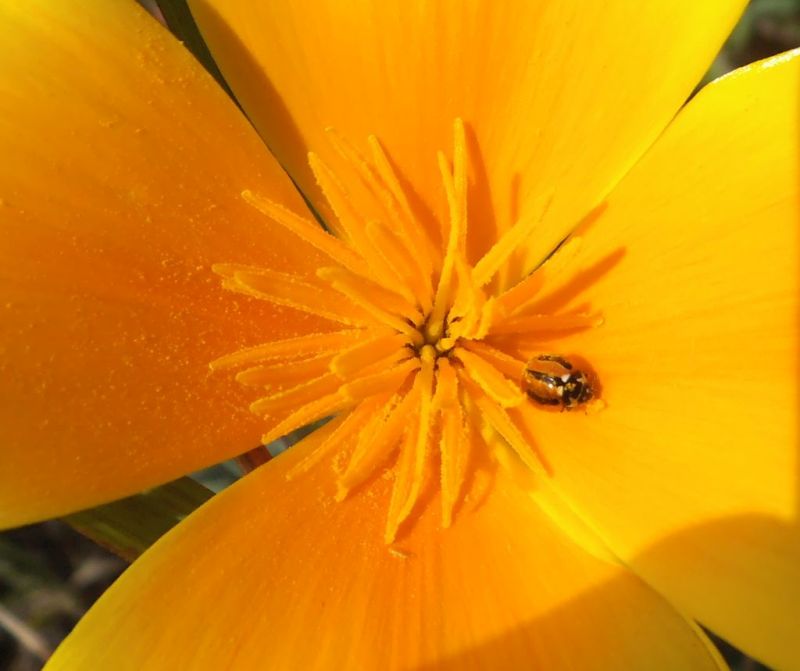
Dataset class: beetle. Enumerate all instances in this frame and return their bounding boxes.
[522,354,594,410]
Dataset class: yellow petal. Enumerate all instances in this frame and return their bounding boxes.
[47,437,726,670]
[517,51,800,670]
[0,0,335,527]
[189,0,744,270]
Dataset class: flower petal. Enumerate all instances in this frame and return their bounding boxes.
[0,1,336,527]
[516,51,800,670]
[46,433,725,670]
[188,0,744,265]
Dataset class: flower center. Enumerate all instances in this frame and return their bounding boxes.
[210,120,603,543]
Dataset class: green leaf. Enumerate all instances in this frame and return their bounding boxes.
[152,0,236,100]
[64,477,213,562]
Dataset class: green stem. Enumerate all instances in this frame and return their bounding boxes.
[64,477,213,562]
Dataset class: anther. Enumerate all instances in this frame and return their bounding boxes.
[420,344,437,365]
[437,337,456,353]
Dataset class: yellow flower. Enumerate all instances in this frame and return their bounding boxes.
[1,0,798,669]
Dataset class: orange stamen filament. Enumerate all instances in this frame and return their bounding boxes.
[325,129,432,295]
[330,333,410,378]
[433,359,469,528]
[472,189,554,289]
[209,330,367,371]
[365,221,433,312]
[287,394,390,480]
[213,264,375,326]
[240,189,368,275]
[340,358,420,401]
[462,373,552,477]
[318,266,422,335]
[385,357,434,544]
[492,235,584,317]
[236,352,334,388]
[367,134,439,275]
[453,347,524,408]
[337,390,414,499]
[261,393,349,446]
[427,120,468,342]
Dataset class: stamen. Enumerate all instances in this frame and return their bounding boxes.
[432,358,469,527]
[428,120,469,341]
[462,375,552,477]
[339,357,420,402]
[337,390,414,499]
[325,127,389,204]
[470,298,496,340]
[439,393,468,528]
[472,189,554,288]
[235,351,334,388]
[385,359,435,544]
[384,405,421,544]
[323,130,440,303]
[326,128,426,281]
[497,235,583,316]
[308,152,377,260]
[209,330,366,371]
[330,332,410,378]
[249,373,343,417]
[454,347,524,408]
[287,394,389,479]
[431,355,459,413]
[261,392,349,445]
[367,135,439,274]
[277,414,347,468]
[318,266,422,334]
[214,264,375,327]
[491,272,546,319]
[240,190,368,276]
[452,118,468,234]
[447,256,487,340]
[365,221,433,312]
[461,341,526,380]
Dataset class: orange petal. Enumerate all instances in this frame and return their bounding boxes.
[46,438,726,670]
[0,1,336,527]
[188,0,744,270]
[516,51,800,670]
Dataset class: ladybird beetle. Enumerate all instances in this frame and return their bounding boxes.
[522,354,594,410]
